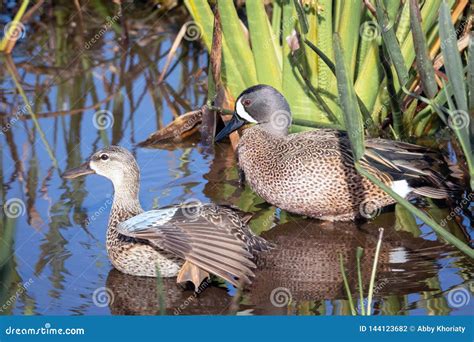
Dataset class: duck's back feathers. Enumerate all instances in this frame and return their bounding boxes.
[117,204,272,286]
[269,129,461,199]
[362,138,463,198]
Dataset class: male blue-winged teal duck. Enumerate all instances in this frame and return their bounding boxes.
[215,85,460,221]
[63,146,272,288]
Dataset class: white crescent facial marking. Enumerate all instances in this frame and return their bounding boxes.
[236,98,258,123]
[391,180,412,198]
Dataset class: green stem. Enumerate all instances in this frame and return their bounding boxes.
[5,58,58,168]
[339,253,356,315]
[304,38,375,131]
[379,46,403,139]
[367,228,384,315]
[0,0,30,51]
[355,162,474,259]
[356,247,365,316]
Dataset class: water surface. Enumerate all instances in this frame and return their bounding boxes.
[0,3,472,316]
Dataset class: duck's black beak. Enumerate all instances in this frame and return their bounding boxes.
[62,161,95,179]
[215,115,245,142]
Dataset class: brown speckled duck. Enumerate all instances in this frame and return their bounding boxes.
[63,146,272,288]
[215,85,460,221]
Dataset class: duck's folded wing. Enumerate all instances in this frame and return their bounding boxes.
[361,139,462,198]
[116,208,256,287]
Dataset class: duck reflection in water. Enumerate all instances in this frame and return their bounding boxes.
[104,218,461,315]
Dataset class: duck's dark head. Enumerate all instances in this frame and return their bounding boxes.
[215,85,292,142]
[63,146,140,200]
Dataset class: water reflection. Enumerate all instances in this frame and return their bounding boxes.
[0,2,472,316]
[102,217,470,316]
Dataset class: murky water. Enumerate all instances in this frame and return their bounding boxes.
[0,3,472,316]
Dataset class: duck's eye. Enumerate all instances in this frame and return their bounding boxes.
[100,154,109,161]
[243,99,252,106]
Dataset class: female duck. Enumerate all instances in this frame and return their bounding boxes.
[216,85,460,221]
[63,146,271,288]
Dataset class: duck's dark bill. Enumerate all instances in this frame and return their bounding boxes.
[215,115,245,142]
[62,162,95,179]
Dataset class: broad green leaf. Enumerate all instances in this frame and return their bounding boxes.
[281,2,325,123]
[218,0,258,87]
[271,0,282,37]
[439,1,468,112]
[439,1,473,188]
[395,0,411,44]
[410,0,437,99]
[333,34,365,161]
[246,0,282,90]
[336,0,363,78]
[375,0,408,86]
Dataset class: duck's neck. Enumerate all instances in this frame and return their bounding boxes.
[109,174,143,225]
[244,124,288,140]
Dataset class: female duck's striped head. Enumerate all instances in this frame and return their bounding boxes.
[215,85,292,141]
[63,146,140,203]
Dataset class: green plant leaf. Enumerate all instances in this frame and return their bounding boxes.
[410,0,437,99]
[355,163,474,259]
[185,0,248,97]
[246,0,282,90]
[336,0,363,78]
[439,1,468,112]
[333,34,365,160]
[218,0,258,87]
[339,253,356,315]
[375,0,408,86]
[293,0,309,34]
[467,32,474,113]
[469,33,474,111]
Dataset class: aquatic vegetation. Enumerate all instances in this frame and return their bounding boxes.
[339,228,384,316]
[185,1,473,257]
[0,0,472,316]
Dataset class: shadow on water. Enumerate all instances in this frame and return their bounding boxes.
[0,1,472,316]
